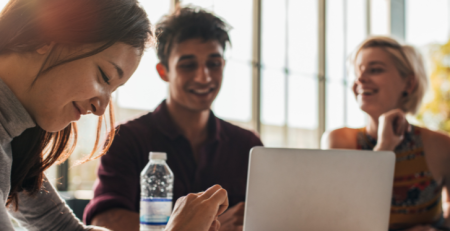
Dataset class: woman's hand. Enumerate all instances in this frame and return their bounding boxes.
[374,109,410,151]
[165,185,229,231]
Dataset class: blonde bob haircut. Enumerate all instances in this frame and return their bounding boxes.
[352,36,428,115]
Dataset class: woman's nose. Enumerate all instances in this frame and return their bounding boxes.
[89,93,110,116]
[355,71,368,83]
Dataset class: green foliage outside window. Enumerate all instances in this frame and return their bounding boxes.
[418,41,450,132]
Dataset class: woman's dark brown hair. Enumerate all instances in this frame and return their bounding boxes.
[0,0,152,208]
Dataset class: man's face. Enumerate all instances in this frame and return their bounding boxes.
[161,38,225,112]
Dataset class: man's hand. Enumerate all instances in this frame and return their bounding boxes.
[218,202,245,231]
[165,185,229,231]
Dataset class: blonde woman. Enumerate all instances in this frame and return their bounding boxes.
[322,36,450,231]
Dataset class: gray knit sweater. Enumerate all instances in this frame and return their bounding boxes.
[0,78,93,231]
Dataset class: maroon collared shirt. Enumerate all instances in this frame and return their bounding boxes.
[83,101,263,224]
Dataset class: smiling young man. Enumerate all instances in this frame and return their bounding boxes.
[83,7,263,231]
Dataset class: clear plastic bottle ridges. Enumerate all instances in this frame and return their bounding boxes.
[140,152,174,231]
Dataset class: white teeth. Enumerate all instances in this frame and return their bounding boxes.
[192,88,211,94]
[358,89,377,95]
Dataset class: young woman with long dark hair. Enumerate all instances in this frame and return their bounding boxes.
[0,0,228,230]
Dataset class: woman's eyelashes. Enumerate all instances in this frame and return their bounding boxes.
[97,66,110,85]
[368,67,384,74]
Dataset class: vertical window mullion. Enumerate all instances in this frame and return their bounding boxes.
[283,0,289,146]
[366,0,371,35]
[390,0,406,40]
[343,0,348,127]
[318,0,326,145]
[252,0,262,133]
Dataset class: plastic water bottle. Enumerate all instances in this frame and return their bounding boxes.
[140,152,174,231]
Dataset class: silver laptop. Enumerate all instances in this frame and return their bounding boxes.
[243,147,395,231]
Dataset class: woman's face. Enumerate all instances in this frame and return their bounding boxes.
[353,47,408,118]
[23,42,141,132]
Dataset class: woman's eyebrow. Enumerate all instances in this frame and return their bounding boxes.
[108,61,124,79]
[368,61,386,66]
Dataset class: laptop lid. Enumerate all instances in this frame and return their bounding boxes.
[243,147,395,231]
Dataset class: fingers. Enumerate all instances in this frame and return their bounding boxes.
[196,185,229,216]
[395,115,407,136]
[394,116,402,136]
[234,215,244,225]
[209,188,229,216]
[400,113,408,134]
[171,195,186,213]
[201,185,224,199]
[235,208,245,217]
[226,202,245,214]
[235,202,245,209]
[382,109,408,136]
[384,108,406,120]
[215,219,221,230]
[187,185,229,214]
[234,202,245,216]
[207,219,221,231]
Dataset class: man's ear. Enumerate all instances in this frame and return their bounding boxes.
[36,42,55,55]
[156,63,169,82]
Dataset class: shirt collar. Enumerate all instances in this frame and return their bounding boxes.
[0,78,36,140]
[153,100,222,142]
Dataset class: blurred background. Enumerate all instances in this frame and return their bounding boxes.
[3,0,450,223]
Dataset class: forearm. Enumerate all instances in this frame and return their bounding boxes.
[88,227,110,231]
[9,178,93,231]
[91,208,139,231]
[89,228,110,231]
[373,142,396,151]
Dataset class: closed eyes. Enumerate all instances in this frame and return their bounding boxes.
[98,66,110,85]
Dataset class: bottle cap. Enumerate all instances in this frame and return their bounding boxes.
[149,152,167,160]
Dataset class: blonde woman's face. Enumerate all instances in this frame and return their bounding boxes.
[353,47,408,118]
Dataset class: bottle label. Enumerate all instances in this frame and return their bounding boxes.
[140,198,172,226]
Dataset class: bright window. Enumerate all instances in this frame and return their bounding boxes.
[0,0,7,10]
[116,1,170,111]
[260,0,319,148]
[181,0,254,127]
[406,0,449,47]
[326,0,367,132]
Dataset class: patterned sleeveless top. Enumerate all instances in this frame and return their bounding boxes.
[356,125,443,230]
